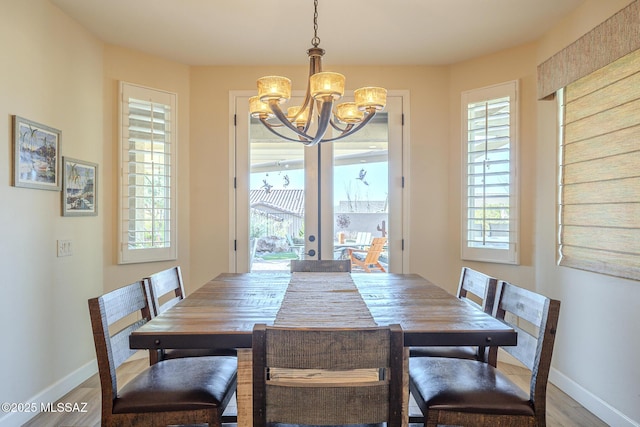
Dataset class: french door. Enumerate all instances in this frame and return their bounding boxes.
[232,92,406,273]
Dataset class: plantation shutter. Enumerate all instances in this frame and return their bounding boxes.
[559,49,640,280]
[461,81,519,264]
[119,82,177,264]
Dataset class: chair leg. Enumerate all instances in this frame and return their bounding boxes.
[426,410,438,427]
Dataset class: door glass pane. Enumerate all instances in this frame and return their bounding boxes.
[333,113,389,272]
[249,118,305,272]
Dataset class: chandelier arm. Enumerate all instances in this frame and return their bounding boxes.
[329,118,354,133]
[316,109,378,143]
[308,98,334,145]
[268,100,315,141]
[259,117,316,144]
[303,98,315,133]
[287,85,314,134]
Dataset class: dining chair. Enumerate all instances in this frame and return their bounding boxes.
[88,280,238,427]
[409,281,561,427]
[290,259,351,272]
[146,266,237,362]
[347,236,387,272]
[410,267,499,365]
[252,323,403,427]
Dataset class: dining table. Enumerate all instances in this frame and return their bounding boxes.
[130,272,517,426]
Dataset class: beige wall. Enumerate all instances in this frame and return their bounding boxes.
[0,0,104,422]
[1,0,638,426]
[101,45,193,293]
[447,42,540,288]
[534,1,640,424]
[189,65,453,288]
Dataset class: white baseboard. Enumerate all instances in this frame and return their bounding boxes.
[0,359,97,427]
[549,367,639,427]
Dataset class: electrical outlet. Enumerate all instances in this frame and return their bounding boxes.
[57,239,72,257]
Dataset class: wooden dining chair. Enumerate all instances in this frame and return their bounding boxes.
[410,267,499,365]
[88,280,238,427]
[409,281,561,427]
[347,236,387,272]
[290,259,351,272]
[146,266,186,316]
[146,266,237,362]
[252,324,403,427]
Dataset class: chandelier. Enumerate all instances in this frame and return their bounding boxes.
[249,0,387,146]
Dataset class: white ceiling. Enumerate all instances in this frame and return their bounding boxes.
[50,0,584,66]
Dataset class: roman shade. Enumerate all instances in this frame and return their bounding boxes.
[559,48,640,281]
[538,1,639,281]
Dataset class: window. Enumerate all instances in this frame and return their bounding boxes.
[118,82,177,264]
[558,49,640,281]
[461,81,519,264]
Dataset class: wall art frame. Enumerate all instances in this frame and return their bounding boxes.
[13,115,61,191]
[62,157,98,217]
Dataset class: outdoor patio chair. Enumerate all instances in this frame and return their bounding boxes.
[348,237,387,272]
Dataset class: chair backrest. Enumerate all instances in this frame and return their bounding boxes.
[494,281,561,422]
[290,259,351,272]
[146,266,185,316]
[363,237,387,264]
[457,267,498,314]
[355,231,372,246]
[252,324,403,427]
[88,280,152,410]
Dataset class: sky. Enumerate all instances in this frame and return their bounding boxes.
[250,161,389,207]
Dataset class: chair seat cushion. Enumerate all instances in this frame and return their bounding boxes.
[409,345,478,359]
[409,357,534,416]
[113,355,237,414]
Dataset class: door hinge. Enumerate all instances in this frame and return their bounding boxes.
[402,176,405,188]
[234,239,237,251]
[402,239,405,251]
[234,177,237,189]
[402,113,405,126]
[234,114,237,126]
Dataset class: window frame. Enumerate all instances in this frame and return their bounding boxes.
[118,81,178,264]
[460,80,519,265]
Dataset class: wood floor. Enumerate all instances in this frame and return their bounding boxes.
[24,355,607,427]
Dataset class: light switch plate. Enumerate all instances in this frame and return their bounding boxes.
[57,239,72,257]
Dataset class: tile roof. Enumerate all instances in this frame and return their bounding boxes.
[250,189,304,216]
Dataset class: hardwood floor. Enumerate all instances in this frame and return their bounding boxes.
[24,355,606,427]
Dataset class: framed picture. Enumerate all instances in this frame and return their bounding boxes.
[13,115,61,191]
[62,157,98,216]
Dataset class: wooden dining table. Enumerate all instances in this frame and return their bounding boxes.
[130,272,517,426]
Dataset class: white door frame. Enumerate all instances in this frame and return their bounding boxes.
[229,90,411,273]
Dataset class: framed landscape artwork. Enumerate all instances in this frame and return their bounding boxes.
[13,115,61,191]
[62,157,98,216]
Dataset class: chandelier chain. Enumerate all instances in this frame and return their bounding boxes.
[311,0,320,47]
[252,0,385,145]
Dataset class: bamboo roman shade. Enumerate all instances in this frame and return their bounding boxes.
[559,48,640,281]
[538,1,640,280]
